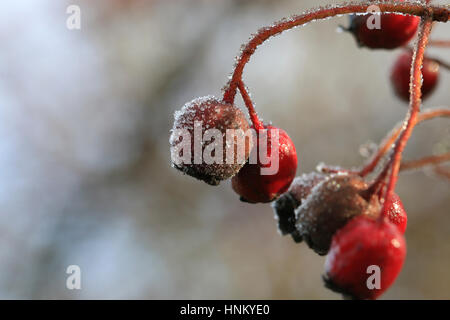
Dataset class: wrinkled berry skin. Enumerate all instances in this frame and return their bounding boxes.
[348,8,420,49]
[324,216,406,300]
[384,193,407,234]
[231,125,297,203]
[390,51,440,102]
[170,96,252,185]
[272,172,326,242]
[295,174,380,255]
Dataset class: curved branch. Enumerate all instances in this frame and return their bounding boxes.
[222,2,449,104]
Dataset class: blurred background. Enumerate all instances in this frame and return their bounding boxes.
[0,0,448,299]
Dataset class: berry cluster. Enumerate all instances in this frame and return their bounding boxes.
[273,171,408,298]
[169,1,450,299]
[346,1,441,103]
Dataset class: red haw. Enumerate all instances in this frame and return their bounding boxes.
[390,51,440,102]
[347,4,420,49]
[170,96,252,185]
[324,216,406,300]
[168,1,450,300]
[295,174,380,255]
[231,125,297,203]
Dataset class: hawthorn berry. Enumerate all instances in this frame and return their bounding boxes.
[348,4,420,49]
[272,172,326,242]
[170,96,252,185]
[231,125,297,203]
[390,51,440,102]
[295,174,380,255]
[384,193,407,234]
[162,1,450,300]
[324,216,406,300]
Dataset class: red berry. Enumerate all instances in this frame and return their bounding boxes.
[231,125,297,203]
[390,51,440,102]
[384,193,407,234]
[295,174,380,255]
[272,172,326,241]
[170,96,252,185]
[348,6,420,49]
[324,216,406,300]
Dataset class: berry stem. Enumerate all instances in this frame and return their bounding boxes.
[400,152,450,171]
[381,16,434,216]
[359,107,450,177]
[222,2,449,105]
[237,81,264,130]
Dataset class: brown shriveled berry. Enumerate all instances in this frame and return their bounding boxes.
[272,172,326,242]
[295,174,380,255]
[170,96,252,185]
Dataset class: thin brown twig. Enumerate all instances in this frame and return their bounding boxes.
[428,39,450,48]
[359,107,450,177]
[434,166,450,179]
[400,152,450,171]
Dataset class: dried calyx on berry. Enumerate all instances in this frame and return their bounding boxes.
[295,174,380,255]
[231,125,297,203]
[347,4,420,50]
[272,172,326,242]
[384,193,407,234]
[324,216,406,300]
[170,96,252,185]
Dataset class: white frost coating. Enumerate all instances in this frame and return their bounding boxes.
[169,94,252,184]
[170,95,220,167]
[288,171,328,210]
[172,95,218,127]
[293,173,335,220]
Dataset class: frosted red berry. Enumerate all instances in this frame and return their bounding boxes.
[231,125,297,203]
[348,7,420,49]
[170,96,252,185]
[295,174,380,255]
[390,51,440,102]
[324,216,406,300]
[272,172,326,242]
